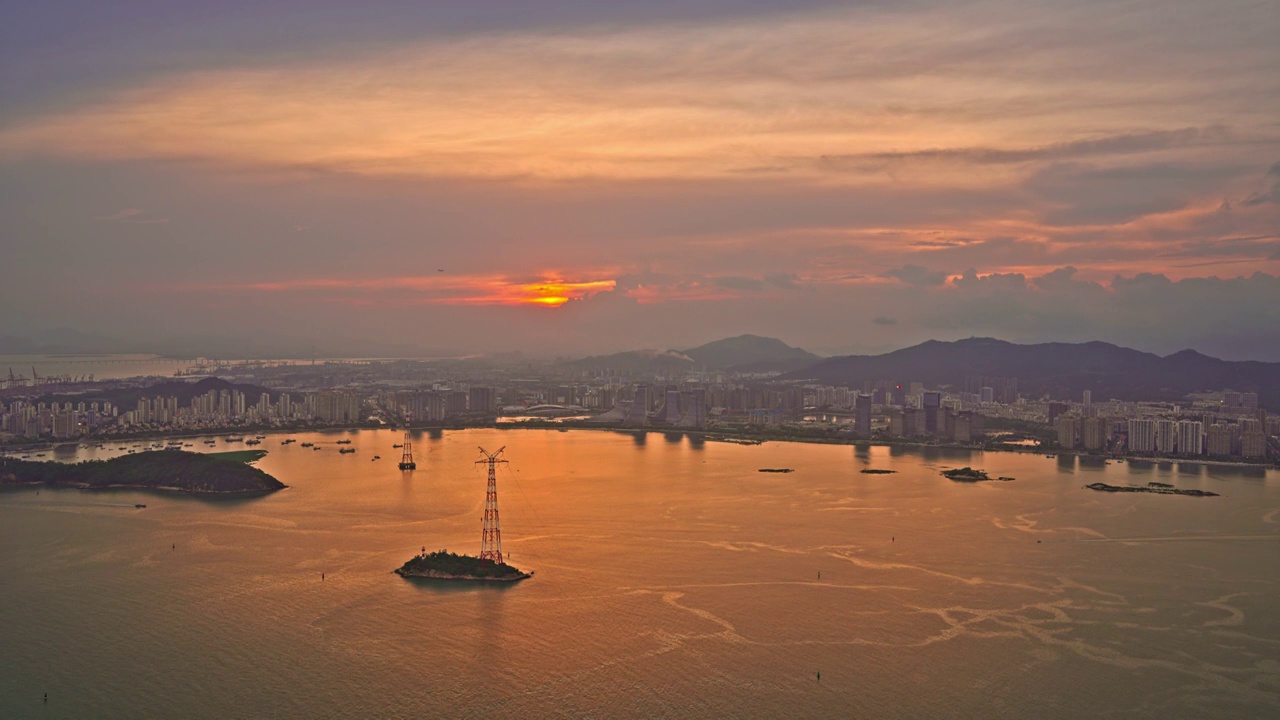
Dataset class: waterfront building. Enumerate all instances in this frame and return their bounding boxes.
[1082,416,1108,451]
[1055,415,1079,449]
[854,394,872,437]
[1206,423,1238,456]
[1155,419,1178,454]
[469,386,496,413]
[922,391,941,435]
[1177,420,1203,455]
[625,385,650,426]
[1242,432,1267,459]
[1128,418,1157,453]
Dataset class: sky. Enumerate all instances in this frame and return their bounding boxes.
[2,0,1278,359]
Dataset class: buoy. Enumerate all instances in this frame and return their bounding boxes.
[817,671,821,682]
[322,573,325,580]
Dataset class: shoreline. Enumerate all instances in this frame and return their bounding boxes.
[393,568,531,582]
[3,421,1275,471]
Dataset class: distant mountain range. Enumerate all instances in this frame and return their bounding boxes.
[564,334,819,373]
[787,337,1280,410]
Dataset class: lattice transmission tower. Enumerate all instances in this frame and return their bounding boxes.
[398,427,415,470]
[476,446,508,564]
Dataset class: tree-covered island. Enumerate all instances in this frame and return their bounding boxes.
[395,550,531,582]
[0,450,286,496]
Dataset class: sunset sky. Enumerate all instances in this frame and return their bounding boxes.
[3,0,1278,358]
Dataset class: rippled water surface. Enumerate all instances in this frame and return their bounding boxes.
[3,429,1279,718]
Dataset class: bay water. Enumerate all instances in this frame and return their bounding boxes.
[2,429,1278,718]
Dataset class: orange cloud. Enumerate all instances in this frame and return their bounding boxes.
[200,274,616,307]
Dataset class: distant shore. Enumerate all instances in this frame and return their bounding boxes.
[2,420,1275,470]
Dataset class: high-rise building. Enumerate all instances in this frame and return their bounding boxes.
[854,394,872,437]
[1082,416,1108,451]
[426,393,446,422]
[922,391,941,435]
[1048,402,1069,424]
[980,387,994,403]
[1206,423,1237,456]
[1155,419,1178,454]
[1176,420,1203,455]
[656,388,683,424]
[311,392,363,423]
[1082,390,1092,406]
[1055,415,1079,448]
[889,409,905,437]
[446,391,468,415]
[677,389,707,429]
[469,387,496,414]
[891,385,906,407]
[625,385,650,426]
[1242,432,1267,458]
[952,410,985,443]
[1128,418,1157,453]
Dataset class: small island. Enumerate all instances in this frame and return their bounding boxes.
[860,468,897,474]
[1084,482,1218,497]
[941,467,991,482]
[0,451,286,496]
[395,550,531,582]
[758,468,794,473]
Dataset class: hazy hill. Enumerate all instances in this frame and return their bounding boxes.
[565,335,819,374]
[787,337,1280,409]
[681,334,819,372]
[562,348,696,374]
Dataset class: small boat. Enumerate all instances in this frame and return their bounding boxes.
[392,444,402,449]
[300,442,313,447]
[339,447,356,454]
[312,446,322,451]
[373,455,381,459]
[135,504,147,509]
[336,439,352,445]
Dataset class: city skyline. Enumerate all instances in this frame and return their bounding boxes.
[3,0,1279,359]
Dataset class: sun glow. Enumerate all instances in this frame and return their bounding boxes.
[214,274,617,307]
